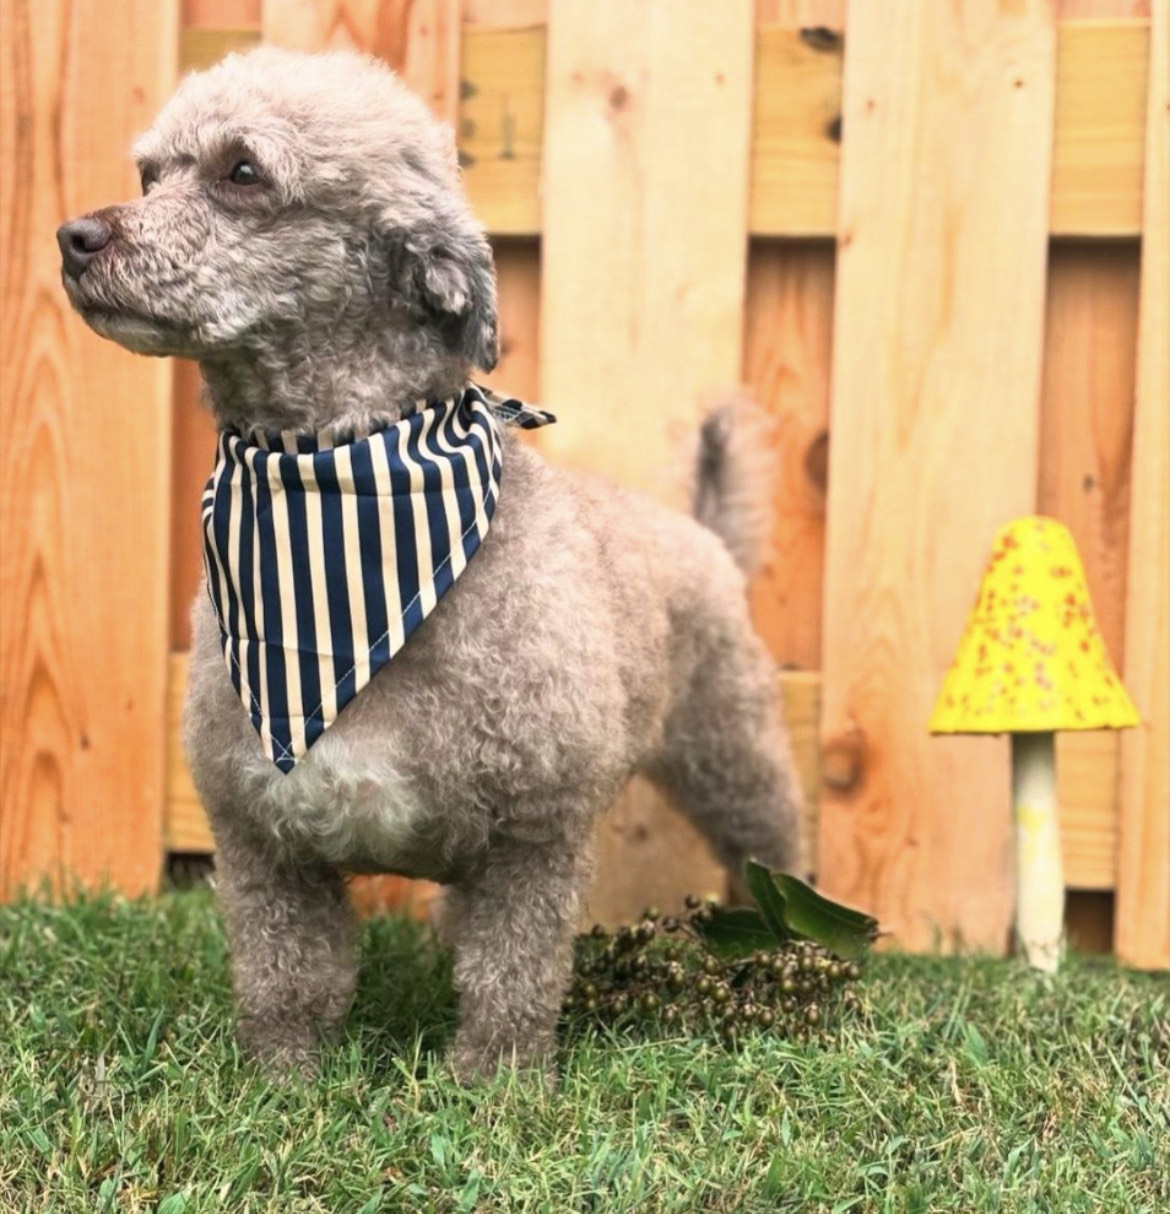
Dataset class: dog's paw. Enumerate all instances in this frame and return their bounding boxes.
[447,1039,558,1090]
[237,1019,322,1083]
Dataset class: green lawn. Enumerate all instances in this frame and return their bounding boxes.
[1,892,1166,1213]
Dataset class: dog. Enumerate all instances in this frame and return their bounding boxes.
[58,47,802,1081]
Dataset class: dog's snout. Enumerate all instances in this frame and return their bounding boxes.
[57,216,113,279]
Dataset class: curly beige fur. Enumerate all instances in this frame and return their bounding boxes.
[58,46,803,1082]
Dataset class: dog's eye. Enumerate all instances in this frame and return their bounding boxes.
[228,160,260,186]
[140,166,159,195]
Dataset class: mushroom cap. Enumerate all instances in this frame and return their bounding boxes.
[930,516,1139,735]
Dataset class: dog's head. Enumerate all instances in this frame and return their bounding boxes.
[57,47,498,373]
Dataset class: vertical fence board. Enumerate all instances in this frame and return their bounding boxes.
[183,0,262,22]
[1051,20,1151,236]
[749,27,844,238]
[1117,0,1169,969]
[818,0,1056,951]
[744,242,834,671]
[754,1,845,25]
[540,0,754,501]
[1040,244,1140,893]
[458,23,545,236]
[1057,1,1149,15]
[0,0,177,898]
[540,0,755,919]
[1040,246,1140,666]
[170,360,217,651]
[480,239,541,404]
[463,0,545,23]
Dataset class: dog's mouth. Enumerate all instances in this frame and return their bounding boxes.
[66,280,191,355]
[82,305,188,355]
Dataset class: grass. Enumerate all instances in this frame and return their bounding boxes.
[1,892,1167,1214]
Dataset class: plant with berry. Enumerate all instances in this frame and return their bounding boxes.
[562,863,877,1047]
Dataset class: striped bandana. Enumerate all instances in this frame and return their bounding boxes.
[201,384,555,773]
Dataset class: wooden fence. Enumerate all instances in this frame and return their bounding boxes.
[2,0,1166,966]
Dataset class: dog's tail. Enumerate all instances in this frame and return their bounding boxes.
[690,392,775,580]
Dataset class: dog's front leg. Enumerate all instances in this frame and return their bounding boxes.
[446,834,591,1083]
[213,826,357,1079]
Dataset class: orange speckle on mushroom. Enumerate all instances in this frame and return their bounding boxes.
[929,516,1139,735]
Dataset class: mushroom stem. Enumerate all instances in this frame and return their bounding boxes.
[1010,731,1064,972]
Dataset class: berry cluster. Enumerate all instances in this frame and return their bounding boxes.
[562,896,863,1047]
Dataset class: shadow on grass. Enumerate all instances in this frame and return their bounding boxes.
[339,914,460,1078]
[344,915,621,1081]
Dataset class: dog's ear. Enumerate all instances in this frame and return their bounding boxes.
[388,205,499,372]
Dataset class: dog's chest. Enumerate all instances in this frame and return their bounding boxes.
[247,738,438,874]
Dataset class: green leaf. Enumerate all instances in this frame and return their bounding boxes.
[744,862,879,960]
[693,907,776,957]
[772,871,878,959]
[744,861,795,944]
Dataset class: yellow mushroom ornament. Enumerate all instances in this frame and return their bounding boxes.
[930,516,1139,972]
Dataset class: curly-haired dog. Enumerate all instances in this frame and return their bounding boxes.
[58,47,802,1080]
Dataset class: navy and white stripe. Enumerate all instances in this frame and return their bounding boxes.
[201,384,555,773]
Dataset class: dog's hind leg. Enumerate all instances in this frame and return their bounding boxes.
[444,829,593,1082]
[647,633,805,895]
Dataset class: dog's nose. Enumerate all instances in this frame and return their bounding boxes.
[57,216,113,279]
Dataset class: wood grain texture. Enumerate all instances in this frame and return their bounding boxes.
[818,0,1056,951]
[462,0,544,25]
[1039,245,1140,665]
[775,674,1120,889]
[0,0,177,899]
[183,0,261,24]
[264,0,461,123]
[757,18,1150,239]
[479,238,541,404]
[459,24,545,235]
[755,0,844,25]
[778,671,822,874]
[456,20,1148,239]
[539,0,755,918]
[180,27,263,72]
[170,361,217,650]
[1058,0,1149,15]
[1116,0,1169,969]
[165,653,211,851]
[744,241,834,671]
[752,0,844,237]
[539,0,754,499]
[589,785,724,925]
[750,27,844,236]
[467,1,850,25]
[1058,732,1120,889]
[1051,19,1151,235]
